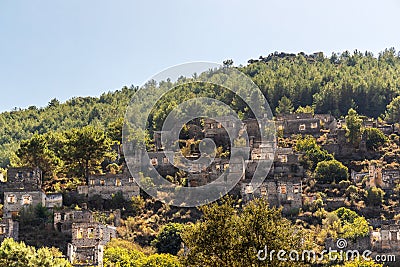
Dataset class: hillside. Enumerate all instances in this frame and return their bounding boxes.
[0,86,136,168]
[1,49,400,169]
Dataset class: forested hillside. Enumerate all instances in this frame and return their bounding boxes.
[0,86,136,167]
[243,48,400,118]
[1,48,400,168]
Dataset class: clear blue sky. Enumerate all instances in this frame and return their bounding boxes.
[0,0,399,112]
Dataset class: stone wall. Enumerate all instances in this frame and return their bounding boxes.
[242,178,302,211]
[54,209,94,233]
[68,222,116,266]
[374,224,400,252]
[78,172,140,200]
[45,193,63,208]
[0,219,19,242]
[325,236,371,251]
[5,167,42,190]
[3,190,45,218]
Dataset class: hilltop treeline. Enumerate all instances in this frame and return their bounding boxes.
[1,48,400,168]
[243,48,400,118]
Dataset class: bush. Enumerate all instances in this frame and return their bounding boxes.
[314,160,349,184]
[104,239,181,267]
[296,136,334,170]
[151,223,184,255]
[364,128,387,150]
[0,238,71,267]
[365,186,385,206]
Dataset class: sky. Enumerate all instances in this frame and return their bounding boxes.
[0,0,399,112]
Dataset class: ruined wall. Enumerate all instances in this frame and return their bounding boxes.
[71,222,116,247]
[242,179,302,211]
[0,219,19,242]
[45,193,63,208]
[54,210,94,233]
[376,224,400,252]
[3,191,45,218]
[5,167,42,190]
[78,172,140,200]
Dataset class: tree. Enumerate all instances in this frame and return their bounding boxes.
[0,238,71,267]
[104,239,181,267]
[275,96,294,115]
[295,136,333,170]
[364,128,387,150]
[141,254,181,267]
[334,207,359,224]
[222,59,234,67]
[151,223,184,255]
[365,186,385,206]
[335,208,370,240]
[63,126,115,183]
[107,117,124,143]
[104,246,145,267]
[16,134,62,178]
[314,160,349,184]
[295,105,314,115]
[47,98,60,108]
[322,208,370,241]
[385,95,400,123]
[182,197,308,267]
[342,217,370,240]
[345,108,363,147]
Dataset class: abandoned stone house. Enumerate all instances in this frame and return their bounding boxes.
[241,147,304,211]
[325,236,371,251]
[54,209,93,233]
[0,219,18,242]
[245,146,302,180]
[322,129,369,159]
[241,178,302,212]
[351,169,369,183]
[275,113,322,137]
[361,118,395,135]
[372,223,400,252]
[2,167,42,191]
[3,190,46,219]
[242,117,275,145]
[67,222,116,267]
[368,162,400,191]
[54,208,121,233]
[249,141,275,161]
[147,151,177,176]
[1,167,62,219]
[314,114,337,131]
[204,116,243,147]
[188,157,244,188]
[45,193,63,208]
[268,147,304,180]
[77,168,140,200]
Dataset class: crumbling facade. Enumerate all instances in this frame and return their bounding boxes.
[368,162,400,191]
[1,167,47,219]
[372,224,400,252]
[242,147,303,212]
[275,113,321,137]
[204,116,243,147]
[0,219,19,242]
[77,168,140,200]
[54,209,121,233]
[67,222,116,266]
[241,178,302,212]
